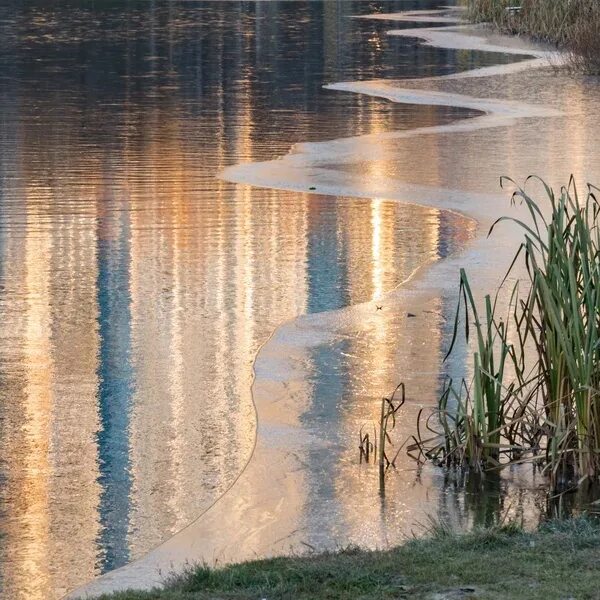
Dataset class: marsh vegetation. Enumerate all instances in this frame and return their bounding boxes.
[411,178,600,495]
[466,0,600,73]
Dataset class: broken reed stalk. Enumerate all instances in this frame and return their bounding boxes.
[359,425,376,464]
[357,385,406,493]
[378,384,405,494]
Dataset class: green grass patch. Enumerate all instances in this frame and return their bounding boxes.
[97,519,600,599]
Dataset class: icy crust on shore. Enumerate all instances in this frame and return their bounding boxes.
[224,20,562,198]
[353,8,465,24]
[224,80,560,192]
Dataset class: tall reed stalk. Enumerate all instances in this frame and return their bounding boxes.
[415,178,600,491]
[504,178,600,486]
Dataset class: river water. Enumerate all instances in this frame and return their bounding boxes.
[0,1,597,599]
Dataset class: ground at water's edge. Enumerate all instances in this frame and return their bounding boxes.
[95,519,600,600]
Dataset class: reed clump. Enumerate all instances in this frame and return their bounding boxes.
[466,0,600,74]
[414,178,600,492]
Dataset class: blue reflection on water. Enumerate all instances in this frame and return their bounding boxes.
[96,212,134,571]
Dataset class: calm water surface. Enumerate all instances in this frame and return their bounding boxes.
[0,1,533,598]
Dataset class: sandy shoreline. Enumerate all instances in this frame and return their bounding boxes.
[68,10,573,599]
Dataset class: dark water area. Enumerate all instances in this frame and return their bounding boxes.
[0,1,535,598]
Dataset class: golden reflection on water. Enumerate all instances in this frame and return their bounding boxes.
[0,85,470,597]
[3,179,104,597]
[0,72,470,599]
[0,2,483,598]
[20,185,53,598]
[0,138,464,599]
[313,213,449,545]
